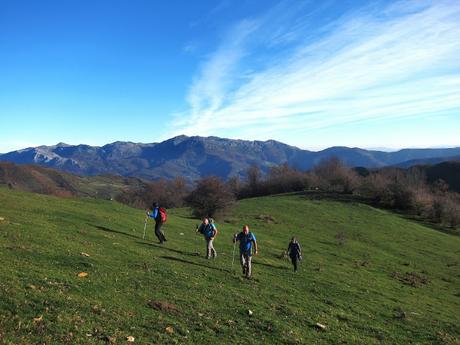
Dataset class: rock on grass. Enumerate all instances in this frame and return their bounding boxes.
[147,300,179,314]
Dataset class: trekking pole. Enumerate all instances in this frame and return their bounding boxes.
[231,240,237,270]
[142,218,148,240]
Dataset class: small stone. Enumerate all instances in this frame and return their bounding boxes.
[248,310,253,316]
[315,323,326,330]
[126,335,135,342]
[33,315,43,323]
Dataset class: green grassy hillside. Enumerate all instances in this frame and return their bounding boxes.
[0,188,459,344]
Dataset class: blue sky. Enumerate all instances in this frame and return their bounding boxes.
[0,0,459,153]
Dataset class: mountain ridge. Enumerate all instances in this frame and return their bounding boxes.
[1,135,459,181]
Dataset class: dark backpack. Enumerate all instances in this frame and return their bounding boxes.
[158,207,167,223]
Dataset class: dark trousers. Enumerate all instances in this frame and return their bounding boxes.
[154,221,166,243]
[290,256,298,272]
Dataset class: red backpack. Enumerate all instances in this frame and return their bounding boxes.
[159,207,167,223]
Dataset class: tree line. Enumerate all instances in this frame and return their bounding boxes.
[119,157,460,229]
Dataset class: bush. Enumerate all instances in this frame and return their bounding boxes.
[313,157,358,193]
[115,177,190,209]
[265,163,310,194]
[412,188,434,217]
[355,173,390,202]
[433,193,460,228]
[385,182,414,210]
[185,176,235,218]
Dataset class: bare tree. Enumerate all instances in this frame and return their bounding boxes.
[115,177,190,209]
[313,156,358,193]
[266,163,309,194]
[247,164,262,195]
[185,176,235,218]
[227,176,243,197]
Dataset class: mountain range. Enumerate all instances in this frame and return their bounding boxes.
[1,135,459,181]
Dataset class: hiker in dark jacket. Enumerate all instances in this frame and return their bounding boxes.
[287,237,302,272]
[196,217,218,259]
[233,225,258,278]
[146,202,166,244]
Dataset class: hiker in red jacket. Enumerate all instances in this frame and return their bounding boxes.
[146,202,167,244]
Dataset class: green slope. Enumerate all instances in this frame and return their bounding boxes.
[0,188,459,344]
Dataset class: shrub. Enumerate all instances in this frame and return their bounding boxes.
[434,193,460,228]
[313,157,358,193]
[265,163,310,194]
[412,188,434,217]
[185,176,235,218]
[115,177,190,209]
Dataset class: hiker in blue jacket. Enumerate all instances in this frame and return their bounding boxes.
[233,225,258,278]
[196,217,218,259]
[146,202,166,244]
[287,237,302,272]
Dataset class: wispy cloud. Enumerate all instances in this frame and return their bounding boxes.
[170,0,460,142]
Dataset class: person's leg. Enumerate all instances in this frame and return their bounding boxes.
[209,239,216,258]
[240,253,246,275]
[246,254,252,278]
[206,239,211,259]
[154,221,164,244]
[292,257,298,272]
[159,221,167,242]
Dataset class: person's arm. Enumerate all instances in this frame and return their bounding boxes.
[287,243,291,255]
[253,239,258,255]
[211,224,217,240]
[153,207,159,219]
[251,234,258,255]
[233,233,239,243]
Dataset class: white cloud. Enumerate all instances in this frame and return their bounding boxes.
[170,0,460,144]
